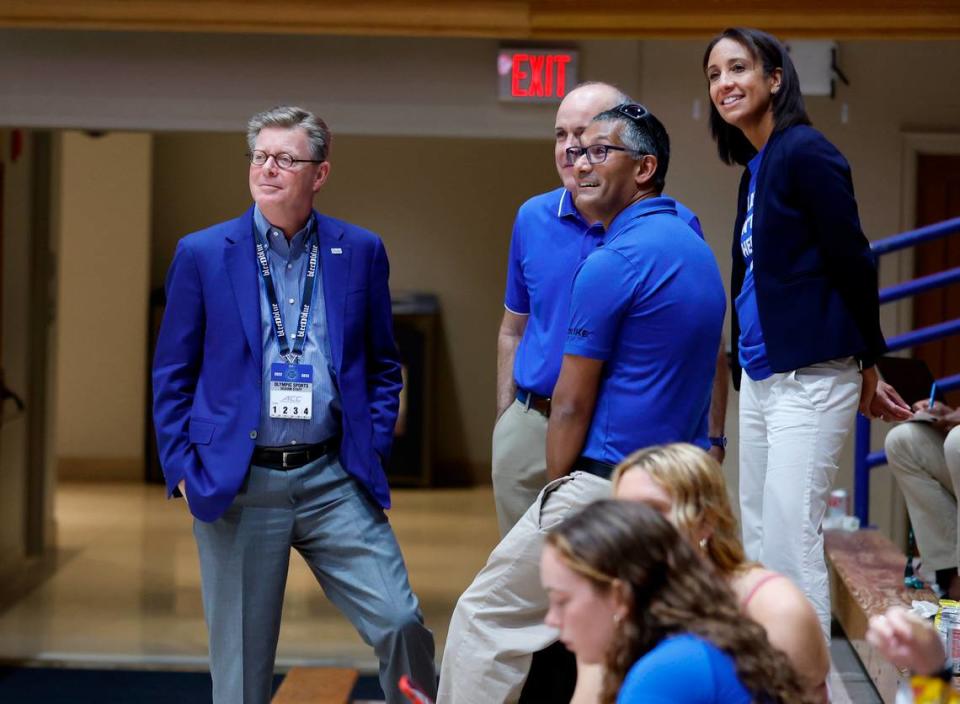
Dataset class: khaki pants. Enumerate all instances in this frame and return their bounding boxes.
[491,399,549,537]
[885,422,960,571]
[437,471,611,704]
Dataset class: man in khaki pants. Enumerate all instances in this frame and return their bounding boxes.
[886,402,960,599]
[442,99,728,704]
[493,82,727,539]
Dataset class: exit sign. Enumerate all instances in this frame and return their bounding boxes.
[497,48,579,103]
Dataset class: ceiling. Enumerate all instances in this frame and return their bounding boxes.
[1,0,959,39]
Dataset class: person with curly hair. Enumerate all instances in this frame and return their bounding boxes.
[541,499,812,704]
[612,443,828,702]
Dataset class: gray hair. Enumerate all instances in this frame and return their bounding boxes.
[592,104,671,192]
[246,106,331,161]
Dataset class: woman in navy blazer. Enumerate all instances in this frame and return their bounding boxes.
[703,27,911,641]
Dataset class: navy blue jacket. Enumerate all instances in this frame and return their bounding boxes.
[730,124,886,389]
[152,206,402,522]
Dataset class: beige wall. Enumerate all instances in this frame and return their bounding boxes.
[151,40,960,502]
[0,29,640,138]
[18,33,954,538]
[152,133,558,482]
[55,131,152,480]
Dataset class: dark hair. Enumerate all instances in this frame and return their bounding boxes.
[703,27,810,165]
[547,500,812,704]
[592,104,670,193]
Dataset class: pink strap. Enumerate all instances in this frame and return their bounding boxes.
[741,573,783,609]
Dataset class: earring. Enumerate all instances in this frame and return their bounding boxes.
[613,613,622,624]
[699,537,708,551]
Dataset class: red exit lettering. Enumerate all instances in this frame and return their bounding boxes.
[511,53,571,99]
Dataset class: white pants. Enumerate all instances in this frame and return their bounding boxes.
[885,423,960,572]
[739,358,861,641]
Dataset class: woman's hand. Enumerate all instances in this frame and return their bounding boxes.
[860,367,912,422]
[866,606,945,675]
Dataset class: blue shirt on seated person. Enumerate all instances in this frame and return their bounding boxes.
[617,634,751,704]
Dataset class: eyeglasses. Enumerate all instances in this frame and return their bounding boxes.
[248,150,324,170]
[564,144,643,166]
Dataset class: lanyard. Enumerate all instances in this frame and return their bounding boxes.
[255,235,319,363]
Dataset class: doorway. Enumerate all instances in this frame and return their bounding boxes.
[912,153,960,404]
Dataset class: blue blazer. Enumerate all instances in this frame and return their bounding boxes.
[730,124,886,388]
[152,206,402,522]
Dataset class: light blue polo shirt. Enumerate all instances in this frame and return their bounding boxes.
[504,187,704,398]
[564,197,725,463]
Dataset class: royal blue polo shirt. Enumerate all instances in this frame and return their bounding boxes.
[504,187,704,398]
[564,196,726,464]
[736,148,774,381]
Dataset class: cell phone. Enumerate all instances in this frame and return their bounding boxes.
[398,674,435,704]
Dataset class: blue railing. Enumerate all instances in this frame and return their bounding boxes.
[854,216,960,525]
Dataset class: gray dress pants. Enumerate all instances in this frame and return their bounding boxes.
[193,454,436,704]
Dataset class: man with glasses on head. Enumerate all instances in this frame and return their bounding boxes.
[153,105,436,704]
[493,82,727,542]
[438,103,725,704]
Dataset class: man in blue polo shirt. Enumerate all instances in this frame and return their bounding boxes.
[439,103,725,704]
[546,105,725,478]
[493,81,728,538]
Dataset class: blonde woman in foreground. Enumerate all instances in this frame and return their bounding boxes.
[572,443,829,704]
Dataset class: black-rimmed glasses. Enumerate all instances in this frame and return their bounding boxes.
[248,150,324,170]
[564,144,643,166]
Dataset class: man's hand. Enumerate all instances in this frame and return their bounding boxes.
[546,355,603,481]
[913,399,960,433]
[707,338,729,465]
[178,479,189,507]
[860,367,912,422]
[866,606,946,675]
[496,311,528,420]
[707,445,725,464]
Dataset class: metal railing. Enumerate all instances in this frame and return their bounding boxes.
[854,216,960,525]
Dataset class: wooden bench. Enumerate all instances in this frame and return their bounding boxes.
[826,529,939,703]
[271,667,359,704]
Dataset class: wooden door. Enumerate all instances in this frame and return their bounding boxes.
[913,154,960,405]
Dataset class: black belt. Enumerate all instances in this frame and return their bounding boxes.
[252,438,338,470]
[572,456,616,480]
[516,388,551,417]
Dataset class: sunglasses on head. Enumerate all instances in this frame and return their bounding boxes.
[614,103,651,124]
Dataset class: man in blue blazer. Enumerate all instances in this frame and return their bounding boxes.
[152,106,436,704]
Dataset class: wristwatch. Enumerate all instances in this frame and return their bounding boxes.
[708,436,727,449]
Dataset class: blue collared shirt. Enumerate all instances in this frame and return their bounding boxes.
[564,196,726,463]
[504,187,705,398]
[254,206,340,446]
